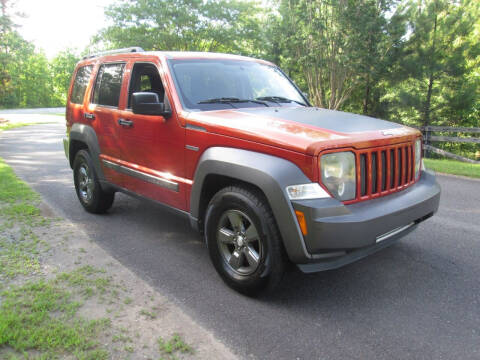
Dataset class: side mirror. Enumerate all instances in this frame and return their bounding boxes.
[132,92,171,118]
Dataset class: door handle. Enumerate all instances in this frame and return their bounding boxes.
[118,118,133,127]
[84,113,95,120]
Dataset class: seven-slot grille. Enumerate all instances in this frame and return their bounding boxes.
[354,142,416,202]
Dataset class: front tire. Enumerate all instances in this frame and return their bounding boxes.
[73,150,114,214]
[204,185,286,295]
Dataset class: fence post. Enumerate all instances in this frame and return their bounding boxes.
[423,127,429,158]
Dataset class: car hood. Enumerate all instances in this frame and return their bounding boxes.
[184,106,420,156]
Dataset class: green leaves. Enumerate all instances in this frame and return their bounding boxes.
[95,0,264,56]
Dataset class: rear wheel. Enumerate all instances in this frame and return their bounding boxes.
[205,185,286,295]
[73,150,114,213]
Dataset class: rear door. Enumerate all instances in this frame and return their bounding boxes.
[66,64,93,130]
[87,62,127,187]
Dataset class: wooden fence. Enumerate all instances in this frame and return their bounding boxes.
[418,126,480,164]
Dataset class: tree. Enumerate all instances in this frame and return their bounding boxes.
[0,0,16,105]
[384,0,480,127]
[94,0,264,56]
[273,0,402,110]
[49,49,80,105]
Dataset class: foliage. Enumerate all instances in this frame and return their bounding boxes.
[49,49,80,105]
[94,0,265,56]
[0,0,479,140]
[273,0,399,110]
[0,0,79,109]
[383,0,480,127]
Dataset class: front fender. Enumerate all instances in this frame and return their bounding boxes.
[190,147,315,263]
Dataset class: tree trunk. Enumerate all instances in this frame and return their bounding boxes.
[363,74,370,115]
[422,5,438,127]
[423,72,434,127]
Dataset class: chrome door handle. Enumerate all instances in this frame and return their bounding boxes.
[118,118,133,127]
[84,113,95,120]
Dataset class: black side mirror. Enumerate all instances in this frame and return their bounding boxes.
[132,92,171,118]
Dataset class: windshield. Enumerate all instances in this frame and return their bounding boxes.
[168,59,308,111]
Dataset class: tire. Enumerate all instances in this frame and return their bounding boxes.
[73,149,114,214]
[204,185,287,295]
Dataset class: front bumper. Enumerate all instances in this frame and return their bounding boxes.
[291,170,440,272]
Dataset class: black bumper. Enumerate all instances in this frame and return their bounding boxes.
[292,170,440,272]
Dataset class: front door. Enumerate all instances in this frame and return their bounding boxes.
[115,60,187,211]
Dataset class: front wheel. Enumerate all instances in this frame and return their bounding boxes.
[73,150,114,214]
[204,185,287,295]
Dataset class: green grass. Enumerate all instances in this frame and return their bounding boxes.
[158,333,193,359]
[0,158,39,204]
[0,229,41,279]
[0,278,110,359]
[424,158,480,178]
[0,121,55,132]
[0,157,113,359]
[139,309,157,319]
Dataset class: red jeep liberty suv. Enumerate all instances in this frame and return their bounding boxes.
[64,47,440,295]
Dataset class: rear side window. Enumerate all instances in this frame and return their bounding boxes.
[70,65,92,104]
[92,63,125,107]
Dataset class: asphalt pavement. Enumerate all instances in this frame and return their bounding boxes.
[1,123,479,360]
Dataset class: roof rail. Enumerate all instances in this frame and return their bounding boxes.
[83,47,144,60]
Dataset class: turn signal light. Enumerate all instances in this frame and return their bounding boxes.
[295,210,308,236]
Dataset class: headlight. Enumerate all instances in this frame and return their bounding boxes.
[286,183,330,200]
[415,139,422,179]
[321,151,356,201]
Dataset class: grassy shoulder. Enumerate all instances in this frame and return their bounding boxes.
[0,122,40,131]
[424,158,480,179]
[0,121,58,132]
[0,158,200,360]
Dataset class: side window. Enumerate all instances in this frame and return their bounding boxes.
[128,63,165,108]
[70,65,93,104]
[92,63,125,107]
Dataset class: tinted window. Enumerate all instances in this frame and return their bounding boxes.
[70,65,92,104]
[93,63,125,107]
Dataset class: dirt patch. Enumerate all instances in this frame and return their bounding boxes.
[41,218,238,359]
[0,201,237,359]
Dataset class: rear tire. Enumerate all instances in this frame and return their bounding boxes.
[204,185,286,296]
[73,150,114,214]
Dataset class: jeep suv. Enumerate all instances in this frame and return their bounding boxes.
[64,47,440,295]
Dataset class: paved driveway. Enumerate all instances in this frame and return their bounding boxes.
[1,123,479,360]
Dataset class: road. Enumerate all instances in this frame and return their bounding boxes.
[1,123,479,360]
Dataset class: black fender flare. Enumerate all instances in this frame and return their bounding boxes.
[68,123,106,184]
[190,147,315,263]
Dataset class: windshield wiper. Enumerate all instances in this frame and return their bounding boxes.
[198,97,269,106]
[256,96,306,106]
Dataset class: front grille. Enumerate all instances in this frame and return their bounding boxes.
[354,142,416,202]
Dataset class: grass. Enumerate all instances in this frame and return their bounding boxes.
[139,309,157,319]
[0,157,197,358]
[0,122,38,131]
[158,333,193,359]
[0,278,110,359]
[0,158,39,204]
[424,158,480,178]
[0,121,56,132]
[0,157,112,358]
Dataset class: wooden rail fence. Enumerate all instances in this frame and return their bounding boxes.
[418,126,480,164]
